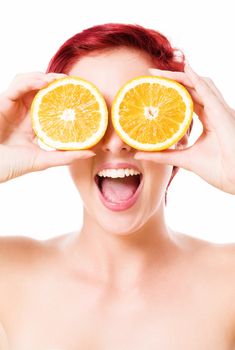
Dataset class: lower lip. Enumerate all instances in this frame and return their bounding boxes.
[95,176,144,212]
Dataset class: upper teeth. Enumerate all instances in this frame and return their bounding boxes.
[97,168,141,178]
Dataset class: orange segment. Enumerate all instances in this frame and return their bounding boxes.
[112,76,193,151]
[31,77,108,150]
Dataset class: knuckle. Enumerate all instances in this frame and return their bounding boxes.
[193,75,204,89]
[25,81,36,89]
[204,77,213,84]
[13,72,44,81]
[194,74,201,83]
[26,80,44,90]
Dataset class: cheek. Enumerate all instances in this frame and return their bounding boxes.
[145,163,173,195]
[68,160,91,188]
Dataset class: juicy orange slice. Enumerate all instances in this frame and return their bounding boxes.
[111,75,193,151]
[31,77,108,150]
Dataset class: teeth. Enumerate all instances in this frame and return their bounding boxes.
[97,168,141,178]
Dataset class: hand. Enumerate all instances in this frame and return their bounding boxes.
[0,72,96,183]
[134,62,235,195]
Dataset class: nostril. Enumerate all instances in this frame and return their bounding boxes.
[101,134,132,153]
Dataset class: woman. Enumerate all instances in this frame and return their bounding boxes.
[0,23,235,349]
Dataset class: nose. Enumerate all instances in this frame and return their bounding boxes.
[99,120,132,155]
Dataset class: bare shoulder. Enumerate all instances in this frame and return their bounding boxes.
[176,231,235,272]
[0,234,61,287]
[177,233,235,341]
[0,236,44,317]
[0,235,44,267]
[0,231,74,276]
[177,232,235,308]
[177,231,235,264]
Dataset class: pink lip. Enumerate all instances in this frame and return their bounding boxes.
[96,162,142,174]
[95,174,144,212]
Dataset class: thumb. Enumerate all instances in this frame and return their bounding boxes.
[134,148,192,171]
[33,150,96,171]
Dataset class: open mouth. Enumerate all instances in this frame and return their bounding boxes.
[94,170,143,211]
[95,173,142,195]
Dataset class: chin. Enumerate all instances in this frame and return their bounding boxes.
[93,210,147,236]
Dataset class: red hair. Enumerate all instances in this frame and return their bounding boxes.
[47,23,193,205]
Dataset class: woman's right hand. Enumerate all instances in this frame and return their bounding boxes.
[0,72,96,183]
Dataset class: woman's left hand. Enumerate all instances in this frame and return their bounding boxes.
[134,62,235,195]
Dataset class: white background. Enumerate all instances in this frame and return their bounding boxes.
[0,0,234,242]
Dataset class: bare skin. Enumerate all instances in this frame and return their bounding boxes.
[0,230,235,350]
[0,47,235,349]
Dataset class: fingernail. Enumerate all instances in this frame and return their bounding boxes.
[84,153,96,158]
[148,68,159,74]
[49,76,60,81]
[77,152,96,159]
[35,80,48,88]
[134,155,144,159]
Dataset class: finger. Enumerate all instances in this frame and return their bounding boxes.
[185,87,203,106]
[149,65,225,105]
[34,150,96,170]
[3,79,46,101]
[40,73,68,83]
[184,63,225,111]
[193,104,205,122]
[5,73,68,101]
[148,68,194,89]
[148,67,205,129]
[148,67,204,108]
[134,147,193,171]
[202,77,230,106]
[184,62,235,133]
[149,66,227,109]
[12,72,68,80]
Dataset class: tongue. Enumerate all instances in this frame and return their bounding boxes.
[101,176,140,203]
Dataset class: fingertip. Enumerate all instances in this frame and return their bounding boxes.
[134,153,146,159]
[148,68,161,75]
[43,73,68,83]
[82,153,96,158]
[34,80,49,89]
[73,151,96,159]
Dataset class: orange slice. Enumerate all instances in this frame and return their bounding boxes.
[112,76,193,151]
[30,77,108,150]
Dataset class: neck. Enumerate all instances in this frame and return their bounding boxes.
[67,203,179,290]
